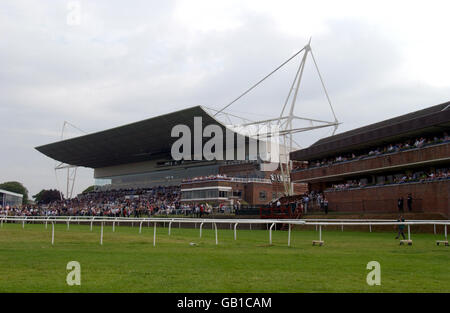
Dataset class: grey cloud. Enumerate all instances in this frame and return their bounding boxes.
[0,1,449,197]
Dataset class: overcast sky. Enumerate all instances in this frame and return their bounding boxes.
[1,0,450,198]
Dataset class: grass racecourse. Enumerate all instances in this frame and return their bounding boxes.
[0,222,448,293]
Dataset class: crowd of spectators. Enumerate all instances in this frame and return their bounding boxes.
[299,191,328,214]
[270,190,329,214]
[326,167,450,192]
[295,132,449,171]
[0,184,234,217]
[0,186,183,217]
[182,174,231,183]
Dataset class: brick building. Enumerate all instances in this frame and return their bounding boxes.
[290,101,450,218]
[181,164,307,207]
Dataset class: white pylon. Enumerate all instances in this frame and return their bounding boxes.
[54,121,86,199]
[210,39,339,196]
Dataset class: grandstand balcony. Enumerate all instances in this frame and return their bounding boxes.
[291,141,450,183]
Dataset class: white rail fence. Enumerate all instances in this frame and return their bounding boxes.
[0,216,448,247]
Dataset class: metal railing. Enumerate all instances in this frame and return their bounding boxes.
[1,215,448,247]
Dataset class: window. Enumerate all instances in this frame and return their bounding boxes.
[182,191,193,199]
[259,191,267,200]
[208,189,218,198]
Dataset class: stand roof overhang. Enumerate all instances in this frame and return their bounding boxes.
[35,106,233,168]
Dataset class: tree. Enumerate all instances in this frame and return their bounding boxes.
[0,181,29,204]
[82,185,95,194]
[33,189,63,204]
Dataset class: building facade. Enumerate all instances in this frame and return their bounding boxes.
[290,101,450,217]
[181,175,306,207]
[0,189,23,208]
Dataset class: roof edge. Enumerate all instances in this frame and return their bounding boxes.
[35,105,208,151]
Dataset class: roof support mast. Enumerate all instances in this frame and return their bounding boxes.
[54,121,84,200]
[212,39,339,196]
[279,38,311,195]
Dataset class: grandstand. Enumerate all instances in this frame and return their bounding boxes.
[290,101,450,218]
[36,106,229,189]
[35,106,305,208]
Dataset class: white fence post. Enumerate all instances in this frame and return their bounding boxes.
[288,224,291,247]
[51,222,55,245]
[408,224,411,241]
[269,223,275,245]
[169,220,173,235]
[319,225,322,242]
[139,221,143,234]
[153,222,156,247]
[100,222,104,245]
[214,223,218,245]
[200,222,204,238]
[234,223,238,240]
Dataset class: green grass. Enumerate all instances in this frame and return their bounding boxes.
[0,222,448,292]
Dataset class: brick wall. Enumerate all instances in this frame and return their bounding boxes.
[323,180,449,217]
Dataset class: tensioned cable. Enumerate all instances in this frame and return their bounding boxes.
[214,46,306,116]
[204,106,254,123]
[309,49,338,123]
[63,121,88,135]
